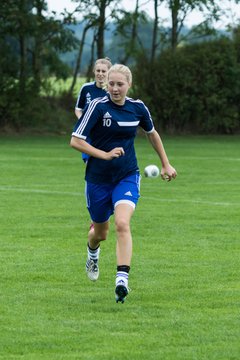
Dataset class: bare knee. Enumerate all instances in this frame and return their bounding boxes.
[115,217,130,234]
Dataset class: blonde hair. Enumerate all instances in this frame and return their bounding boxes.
[107,64,132,85]
[93,57,112,71]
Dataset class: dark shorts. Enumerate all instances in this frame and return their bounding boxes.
[85,173,141,223]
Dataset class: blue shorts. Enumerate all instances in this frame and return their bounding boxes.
[81,137,91,163]
[82,152,89,163]
[85,173,141,223]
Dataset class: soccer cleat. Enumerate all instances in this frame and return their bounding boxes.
[86,258,99,281]
[115,284,129,303]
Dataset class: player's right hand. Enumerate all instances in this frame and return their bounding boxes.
[106,147,125,160]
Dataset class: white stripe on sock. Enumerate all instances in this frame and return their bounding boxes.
[116,271,128,287]
[87,246,100,260]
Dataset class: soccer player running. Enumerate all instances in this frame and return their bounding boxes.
[70,64,177,303]
[75,57,112,163]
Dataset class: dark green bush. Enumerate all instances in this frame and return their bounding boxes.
[133,37,240,134]
[0,85,75,134]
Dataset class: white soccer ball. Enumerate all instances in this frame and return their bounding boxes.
[144,165,160,178]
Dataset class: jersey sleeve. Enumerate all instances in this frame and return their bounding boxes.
[138,101,155,133]
[72,99,102,139]
[75,85,86,110]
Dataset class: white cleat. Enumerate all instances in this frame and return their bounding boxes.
[86,259,99,281]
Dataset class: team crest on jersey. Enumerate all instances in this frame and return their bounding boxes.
[103,112,112,127]
[86,92,91,104]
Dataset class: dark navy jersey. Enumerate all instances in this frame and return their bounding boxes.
[72,94,155,184]
[75,81,107,111]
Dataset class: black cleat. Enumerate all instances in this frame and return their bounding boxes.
[115,284,129,303]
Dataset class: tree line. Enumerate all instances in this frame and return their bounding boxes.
[0,0,240,133]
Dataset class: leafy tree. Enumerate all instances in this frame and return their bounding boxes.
[68,20,94,94]
[71,0,118,58]
[68,0,119,92]
[0,0,78,128]
[112,0,149,64]
[165,0,220,50]
[116,0,141,64]
[133,36,240,133]
[151,0,161,63]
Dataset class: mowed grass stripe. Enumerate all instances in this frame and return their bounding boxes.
[0,186,239,206]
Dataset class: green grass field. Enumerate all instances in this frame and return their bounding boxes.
[0,135,239,360]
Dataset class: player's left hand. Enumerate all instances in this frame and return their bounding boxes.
[161,164,177,182]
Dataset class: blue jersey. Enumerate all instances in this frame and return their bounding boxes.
[72,94,155,184]
[75,81,107,112]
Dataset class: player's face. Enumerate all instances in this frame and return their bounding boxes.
[94,64,109,88]
[107,72,131,105]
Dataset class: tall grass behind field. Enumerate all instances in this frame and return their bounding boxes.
[41,77,86,97]
[0,135,239,359]
[33,77,87,134]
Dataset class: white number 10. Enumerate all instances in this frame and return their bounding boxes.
[103,119,111,127]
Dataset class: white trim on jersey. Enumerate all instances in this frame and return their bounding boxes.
[74,96,109,136]
[117,121,140,126]
[144,127,155,134]
[71,133,87,140]
[127,97,154,126]
[75,81,95,108]
[73,95,155,137]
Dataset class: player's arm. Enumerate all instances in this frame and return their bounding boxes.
[75,108,82,119]
[70,136,124,160]
[75,85,86,118]
[146,130,177,181]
